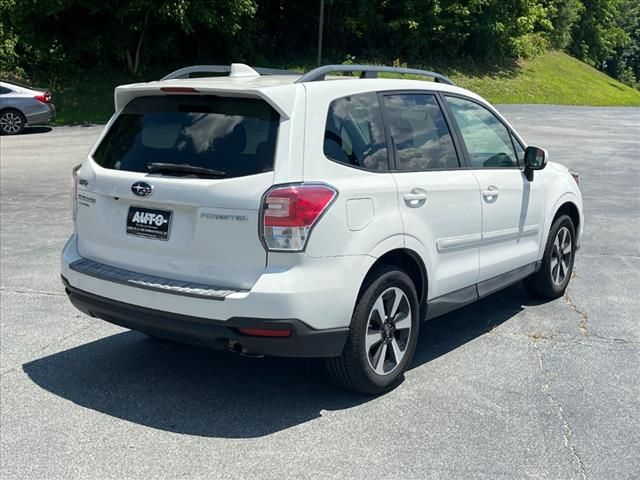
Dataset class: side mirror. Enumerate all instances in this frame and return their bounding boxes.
[524,146,548,181]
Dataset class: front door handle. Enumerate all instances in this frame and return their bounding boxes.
[482,186,499,201]
[404,189,427,208]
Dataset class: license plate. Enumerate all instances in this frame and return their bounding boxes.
[126,206,172,241]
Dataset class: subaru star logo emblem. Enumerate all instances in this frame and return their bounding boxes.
[131,181,153,197]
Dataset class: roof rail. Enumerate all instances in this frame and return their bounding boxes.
[295,64,455,85]
[161,64,299,81]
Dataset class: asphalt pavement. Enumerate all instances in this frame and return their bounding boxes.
[1,106,639,479]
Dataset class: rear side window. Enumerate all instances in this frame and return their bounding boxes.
[383,94,459,170]
[324,92,389,171]
[0,87,12,94]
[93,95,279,178]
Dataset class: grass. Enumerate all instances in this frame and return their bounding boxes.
[43,70,137,125]
[35,51,640,125]
[449,51,640,106]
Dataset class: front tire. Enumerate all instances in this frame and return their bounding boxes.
[524,214,576,299]
[326,265,420,395]
[0,109,26,135]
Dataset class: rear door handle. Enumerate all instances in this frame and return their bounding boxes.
[404,189,427,208]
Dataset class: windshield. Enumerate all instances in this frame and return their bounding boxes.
[93,95,280,179]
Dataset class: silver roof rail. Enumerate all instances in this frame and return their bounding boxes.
[161,64,299,81]
[295,64,455,85]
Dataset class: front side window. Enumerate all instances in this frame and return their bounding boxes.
[383,94,459,170]
[93,95,279,179]
[445,96,518,168]
[324,92,389,171]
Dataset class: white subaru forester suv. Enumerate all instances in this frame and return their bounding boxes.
[62,63,583,394]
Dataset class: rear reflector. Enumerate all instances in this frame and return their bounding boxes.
[261,184,337,251]
[160,87,199,93]
[237,327,292,338]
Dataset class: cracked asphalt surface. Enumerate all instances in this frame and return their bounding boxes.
[1,106,639,479]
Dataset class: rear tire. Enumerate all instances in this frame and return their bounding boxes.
[0,109,26,135]
[524,214,576,299]
[325,265,420,395]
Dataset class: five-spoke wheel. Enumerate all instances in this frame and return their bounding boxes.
[326,265,419,395]
[524,214,576,299]
[550,226,572,285]
[365,287,412,376]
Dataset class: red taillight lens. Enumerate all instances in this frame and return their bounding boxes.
[34,92,51,103]
[237,328,292,338]
[262,184,337,251]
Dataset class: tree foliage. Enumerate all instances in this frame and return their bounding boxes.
[1,0,638,87]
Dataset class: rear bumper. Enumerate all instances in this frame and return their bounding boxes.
[62,234,373,331]
[25,103,54,125]
[62,276,348,358]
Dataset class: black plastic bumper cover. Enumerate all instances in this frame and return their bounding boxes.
[62,276,349,358]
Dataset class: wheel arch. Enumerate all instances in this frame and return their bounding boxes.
[539,191,583,259]
[0,107,26,117]
[553,201,580,234]
[359,248,428,308]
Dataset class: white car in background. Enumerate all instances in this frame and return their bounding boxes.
[0,80,55,134]
[61,63,583,394]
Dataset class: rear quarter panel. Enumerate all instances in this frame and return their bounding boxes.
[300,82,404,259]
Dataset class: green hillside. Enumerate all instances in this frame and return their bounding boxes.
[47,51,639,125]
[452,51,640,106]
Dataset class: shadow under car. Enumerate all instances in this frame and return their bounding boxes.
[23,283,541,438]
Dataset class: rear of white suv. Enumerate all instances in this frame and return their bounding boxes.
[62,73,370,361]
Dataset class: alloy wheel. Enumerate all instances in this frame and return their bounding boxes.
[365,287,412,376]
[550,226,572,285]
[0,112,23,134]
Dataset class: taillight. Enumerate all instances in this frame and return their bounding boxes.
[72,164,81,222]
[261,184,337,251]
[34,92,51,103]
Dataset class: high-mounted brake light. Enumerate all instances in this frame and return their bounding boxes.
[261,184,337,251]
[160,87,199,93]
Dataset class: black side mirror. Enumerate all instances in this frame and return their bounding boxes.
[524,146,548,181]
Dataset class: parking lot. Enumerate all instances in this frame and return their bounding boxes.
[1,106,639,479]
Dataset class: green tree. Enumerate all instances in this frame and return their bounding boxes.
[10,0,256,75]
[0,0,20,76]
[570,0,627,67]
[543,0,584,48]
[611,0,640,85]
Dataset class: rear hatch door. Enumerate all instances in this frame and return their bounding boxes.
[76,94,279,290]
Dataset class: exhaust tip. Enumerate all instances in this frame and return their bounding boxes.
[231,341,243,354]
[227,340,264,358]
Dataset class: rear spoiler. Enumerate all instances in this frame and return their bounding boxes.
[113,83,297,119]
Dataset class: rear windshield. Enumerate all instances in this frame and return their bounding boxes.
[93,95,279,178]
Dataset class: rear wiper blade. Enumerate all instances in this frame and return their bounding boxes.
[147,163,226,178]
